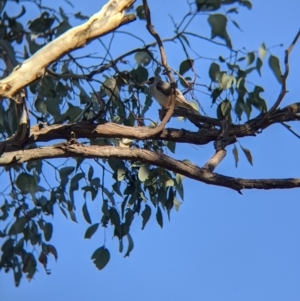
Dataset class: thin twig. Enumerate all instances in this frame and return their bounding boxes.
[142,0,176,134]
[262,30,300,121]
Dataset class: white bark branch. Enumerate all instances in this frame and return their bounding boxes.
[0,0,136,99]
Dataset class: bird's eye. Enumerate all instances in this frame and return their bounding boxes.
[148,77,154,84]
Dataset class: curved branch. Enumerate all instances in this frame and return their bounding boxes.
[0,143,299,192]
[142,0,176,135]
[263,30,300,120]
[0,101,298,152]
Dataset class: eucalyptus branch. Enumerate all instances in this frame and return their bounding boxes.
[0,101,296,151]
[1,143,300,192]
[0,0,136,99]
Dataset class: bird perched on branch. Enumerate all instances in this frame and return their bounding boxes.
[143,76,198,112]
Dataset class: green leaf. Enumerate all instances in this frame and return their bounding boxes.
[91,246,110,270]
[130,66,149,84]
[123,209,134,235]
[1,238,14,252]
[208,14,232,48]
[69,172,85,204]
[141,205,151,230]
[16,173,36,194]
[240,0,252,9]
[165,178,174,187]
[134,51,152,66]
[43,222,53,241]
[247,52,255,66]
[47,244,58,260]
[219,56,226,62]
[156,206,163,228]
[166,140,176,153]
[217,99,232,120]
[15,238,24,254]
[34,97,47,113]
[82,186,98,201]
[136,5,145,19]
[103,187,116,205]
[74,12,89,20]
[102,199,109,216]
[258,42,267,59]
[82,202,92,224]
[211,88,223,103]
[175,173,184,200]
[69,210,77,223]
[112,181,122,197]
[245,66,256,74]
[173,197,182,212]
[22,253,36,280]
[179,59,194,75]
[8,216,28,235]
[84,223,99,239]
[60,167,74,188]
[232,145,239,167]
[227,7,238,14]
[165,188,174,220]
[56,20,71,37]
[67,103,82,122]
[117,165,126,181]
[247,86,267,113]
[138,165,150,182]
[196,0,221,11]
[218,73,236,90]
[88,166,94,181]
[209,62,220,82]
[256,57,263,76]
[232,20,241,31]
[240,145,253,166]
[124,233,134,257]
[109,207,121,233]
[268,55,283,84]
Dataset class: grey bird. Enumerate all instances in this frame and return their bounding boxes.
[144,76,197,112]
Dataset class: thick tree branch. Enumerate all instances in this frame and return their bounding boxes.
[4,101,296,151]
[0,143,299,192]
[0,0,136,99]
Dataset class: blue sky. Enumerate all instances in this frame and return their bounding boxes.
[1,0,300,300]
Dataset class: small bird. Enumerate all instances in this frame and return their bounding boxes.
[144,76,198,112]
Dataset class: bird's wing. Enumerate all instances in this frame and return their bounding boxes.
[156,81,172,96]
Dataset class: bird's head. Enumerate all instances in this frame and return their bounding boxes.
[142,76,161,86]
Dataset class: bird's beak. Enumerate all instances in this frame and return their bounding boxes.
[141,79,150,86]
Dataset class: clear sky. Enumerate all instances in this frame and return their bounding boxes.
[1,0,300,300]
